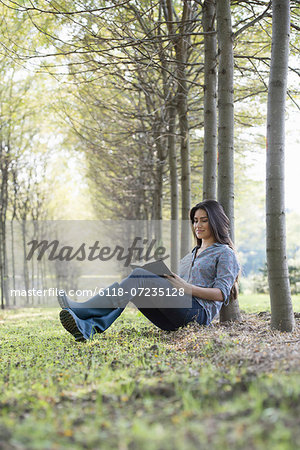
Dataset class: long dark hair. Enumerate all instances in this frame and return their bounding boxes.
[190,199,239,300]
[190,200,234,249]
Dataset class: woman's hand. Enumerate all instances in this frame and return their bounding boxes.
[165,273,224,301]
[164,273,193,295]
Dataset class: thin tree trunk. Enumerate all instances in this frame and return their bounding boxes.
[176,0,191,257]
[161,0,179,271]
[202,0,217,201]
[22,220,29,306]
[10,220,16,306]
[152,120,165,244]
[266,0,294,332]
[216,0,234,233]
[0,221,10,308]
[10,168,18,305]
[0,148,9,309]
[3,229,9,307]
[168,101,179,272]
[0,222,4,310]
[216,0,241,322]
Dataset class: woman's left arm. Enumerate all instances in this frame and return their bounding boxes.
[165,274,224,301]
[166,248,240,303]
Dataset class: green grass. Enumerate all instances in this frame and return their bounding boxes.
[0,297,299,449]
[238,293,300,313]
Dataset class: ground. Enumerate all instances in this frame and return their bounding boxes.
[0,295,299,449]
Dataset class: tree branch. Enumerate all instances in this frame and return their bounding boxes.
[233,2,271,39]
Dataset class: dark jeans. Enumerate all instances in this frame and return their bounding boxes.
[65,268,207,340]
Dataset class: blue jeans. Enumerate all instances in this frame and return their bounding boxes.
[66,268,207,340]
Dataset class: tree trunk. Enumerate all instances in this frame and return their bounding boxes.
[216,0,234,233]
[168,101,179,272]
[202,0,217,201]
[0,222,5,310]
[161,0,179,271]
[3,228,9,307]
[176,0,191,257]
[21,220,30,306]
[266,0,294,332]
[10,220,16,306]
[10,168,18,305]
[216,0,241,322]
[151,119,165,243]
[0,146,9,309]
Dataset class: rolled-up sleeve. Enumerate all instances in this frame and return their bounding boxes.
[212,249,240,305]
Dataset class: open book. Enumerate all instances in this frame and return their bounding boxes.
[130,259,174,278]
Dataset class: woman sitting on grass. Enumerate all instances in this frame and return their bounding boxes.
[58,200,240,342]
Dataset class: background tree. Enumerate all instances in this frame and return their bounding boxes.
[266,0,294,332]
[202,0,217,201]
[216,0,241,322]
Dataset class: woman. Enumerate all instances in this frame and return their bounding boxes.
[58,200,240,342]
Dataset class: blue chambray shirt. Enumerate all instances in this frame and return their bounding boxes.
[179,243,240,325]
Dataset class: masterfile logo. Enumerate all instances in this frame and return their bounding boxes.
[26,237,168,266]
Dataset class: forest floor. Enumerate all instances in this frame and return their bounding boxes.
[0,296,300,450]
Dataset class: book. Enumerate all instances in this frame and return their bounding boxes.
[130,259,174,278]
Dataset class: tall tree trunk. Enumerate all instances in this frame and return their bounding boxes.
[216,0,241,322]
[153,122,165,244]
[168,101,179,272]
[161,0,179,271]
[21,220,29,306]
[10,219,16,306]
[0,221,10,308]
[11,168,18,305]
[177,85,191,257]
[0,222,5,310]
[0,147,9,309]
[266,0,294,332]
[3,230,9,306]
[176,0,191,257]
[216,0,234,233]
[202,0,217,201]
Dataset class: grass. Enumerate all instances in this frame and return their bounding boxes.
[239,293,300,313]
[0,294,300,449]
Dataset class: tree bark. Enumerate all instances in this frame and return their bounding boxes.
[168,101,179,272]
[152,119,166,243]
[216,0,234,233]
[161,0,179,271]
[10,220,16,306]
[0,145,9,309]
[216,0,241,322]
[176,0,191,257]
[0,222,5,310]
[266,0,294,332]
[21,220,30,306]
[202,0,217,201]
